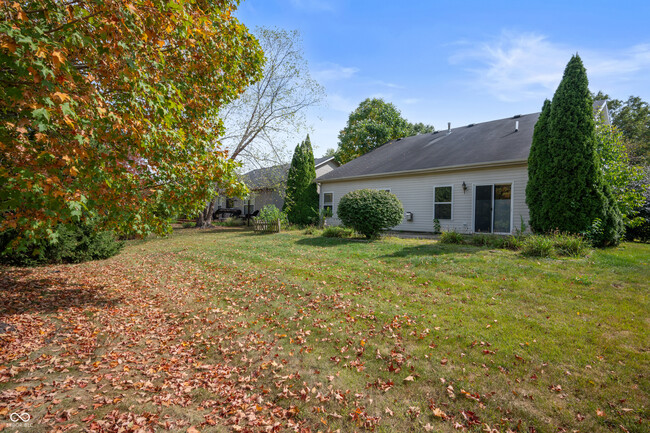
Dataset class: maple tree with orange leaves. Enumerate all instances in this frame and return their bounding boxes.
[0,0,264,250]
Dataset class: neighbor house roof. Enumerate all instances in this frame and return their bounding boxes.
[316,112,540,182]
[243,156,335,190]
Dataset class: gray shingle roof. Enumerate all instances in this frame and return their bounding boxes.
[242,156,334,190]
[317,112,540,182]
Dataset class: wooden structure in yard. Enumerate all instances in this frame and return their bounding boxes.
[253,219,281,233]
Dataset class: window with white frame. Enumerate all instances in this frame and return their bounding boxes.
[434,186,452,220]
[322,192,333,216]
[243,196,255,214]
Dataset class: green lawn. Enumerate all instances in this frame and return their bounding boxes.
[1,227,648,432]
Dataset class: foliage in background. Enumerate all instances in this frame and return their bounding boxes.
[1,0,263,251]
[197,27,325,228]
[626,167,650,242]
[283,135,319,225]
[256,204,288,228]
[594,122,647,227]
[526,55,623,246]
[593,91,650,163]
[337,189,403,238]
[335,98,434,164]
[0,220,122,265]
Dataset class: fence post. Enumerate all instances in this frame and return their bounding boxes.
[277,219,281,233]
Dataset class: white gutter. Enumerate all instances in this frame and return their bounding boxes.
[316,159,528,184]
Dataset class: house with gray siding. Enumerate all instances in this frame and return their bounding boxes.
[316,113,539,234]
[221,156,339,215]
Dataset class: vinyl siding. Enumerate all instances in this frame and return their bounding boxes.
[319,164,530,234]
[315,161,339,193]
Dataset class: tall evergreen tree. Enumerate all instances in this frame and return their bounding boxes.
[284,135,319,225]
[526,54,623,245]
[526,99,552,232]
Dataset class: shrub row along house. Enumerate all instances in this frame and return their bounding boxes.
[316,103,611,235]
[217,156,339,216]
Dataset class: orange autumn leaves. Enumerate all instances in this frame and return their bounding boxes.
[0,0,263,245]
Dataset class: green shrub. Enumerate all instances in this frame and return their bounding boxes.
[520,235,555,257]
[304,226,320,235]
[499,235,523,250]
[337,189,403,239]
[439,230,465,244]
[469,233,492,246]
[0,220,123,266]
[551,233,590,256]
[322,226,355,238]
[257,205,289,228]
[433,218,441,234]
[182,222,195,228]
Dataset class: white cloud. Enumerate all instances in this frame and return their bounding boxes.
[450,31,650,102]
[370,80,404,89]
[327,93,357,113]
[401,98,420,105]
[312,63,359,81]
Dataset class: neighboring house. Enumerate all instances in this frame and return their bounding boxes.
[317,103,611,235]
[220,156,339,215]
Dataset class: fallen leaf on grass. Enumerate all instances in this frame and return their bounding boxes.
[432,407,447,419]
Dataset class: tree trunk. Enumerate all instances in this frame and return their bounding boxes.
[196,198,217,228]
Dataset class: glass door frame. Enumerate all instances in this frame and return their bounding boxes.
[472,183,514,234]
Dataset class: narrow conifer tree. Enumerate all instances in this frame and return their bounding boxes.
[526,54,623,245]
[284,135,319,225]
[526,99,552,233]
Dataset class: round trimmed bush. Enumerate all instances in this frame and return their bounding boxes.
[337,189,403,238]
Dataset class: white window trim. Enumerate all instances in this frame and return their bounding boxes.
[433,185,453,220]
[322,191,334,214]
[471,183,514,234]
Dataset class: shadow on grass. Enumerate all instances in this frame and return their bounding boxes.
[0,268,123,316]
[295,236,371,247]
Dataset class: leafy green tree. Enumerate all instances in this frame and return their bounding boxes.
[335,98,434,164]
[283,135,319,225]
[592,91,650,163]
[594,122,646,227]
[526,99,552,233]
[408,122,436,135]
[1,0,263,253]
[527,55,623,246]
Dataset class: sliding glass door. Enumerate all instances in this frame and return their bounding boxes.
[474,184,512,233]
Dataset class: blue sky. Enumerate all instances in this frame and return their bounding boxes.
[236,0,650,157]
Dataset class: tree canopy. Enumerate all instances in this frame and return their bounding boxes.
[335,98,434,164]
[1,0,263,249]
[526,55,623,246]
[219,27,324,169]
[594,122,646,227]
[283,135,319,225]
[592,91,650,163]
